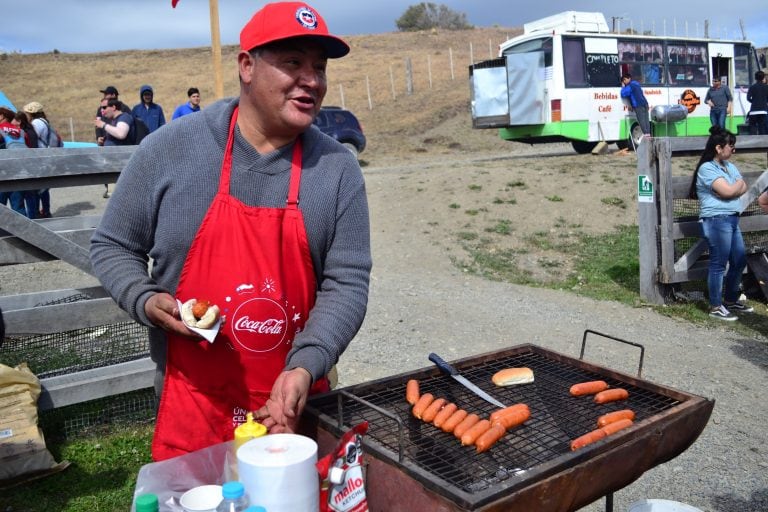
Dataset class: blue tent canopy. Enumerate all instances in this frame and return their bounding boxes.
[0,90,17,111]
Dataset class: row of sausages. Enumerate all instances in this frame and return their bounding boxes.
[406,379,530,453]
[569,380,635,450]
[406,377,636,453]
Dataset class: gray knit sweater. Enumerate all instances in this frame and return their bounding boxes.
[90,98,371,384]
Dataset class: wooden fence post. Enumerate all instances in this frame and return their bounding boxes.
[405,57,413,95]
[366,75,373,110]
[638,139,668,304]
[389,65,396,99]
[428,55,433,89]
[449,47,455,80]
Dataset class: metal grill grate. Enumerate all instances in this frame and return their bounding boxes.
[306,345,682,508]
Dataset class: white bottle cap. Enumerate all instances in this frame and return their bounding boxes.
[329,466,345,485]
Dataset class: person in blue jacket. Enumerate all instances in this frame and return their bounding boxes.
[132,85,166,133]
[172,87,202,120]
[620,72,651,136]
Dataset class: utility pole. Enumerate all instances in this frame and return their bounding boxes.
[209,0,224,99]
[611,16,626,34]
[738,18,747,40]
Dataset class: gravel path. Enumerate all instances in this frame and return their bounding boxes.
[3,155,767,512]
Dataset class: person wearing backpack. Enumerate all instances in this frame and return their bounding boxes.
[23,101,60,218]
[0,107,32,216]
[12,111,41,218]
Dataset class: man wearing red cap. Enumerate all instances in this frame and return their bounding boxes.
[91,2,371,461]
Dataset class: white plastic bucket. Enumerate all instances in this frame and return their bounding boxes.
[628,499,704,512]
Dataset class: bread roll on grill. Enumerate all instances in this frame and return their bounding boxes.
[492,367,534,386]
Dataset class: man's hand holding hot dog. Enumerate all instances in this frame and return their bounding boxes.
[144,292,197,338]
[255,367,312,434]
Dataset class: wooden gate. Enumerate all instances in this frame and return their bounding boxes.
[0,147,154,410]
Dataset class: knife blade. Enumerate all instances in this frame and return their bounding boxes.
[429,352,505,408]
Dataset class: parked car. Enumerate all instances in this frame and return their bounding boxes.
[313,106,366,158]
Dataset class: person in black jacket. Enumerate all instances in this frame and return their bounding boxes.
[747,71,768,135]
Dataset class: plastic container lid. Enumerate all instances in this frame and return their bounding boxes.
[135,493,159,512]
[222,481,245,499]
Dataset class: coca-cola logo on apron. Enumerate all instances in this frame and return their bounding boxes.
[231,297,288,352]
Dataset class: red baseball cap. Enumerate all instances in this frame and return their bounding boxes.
[240,2,350,58]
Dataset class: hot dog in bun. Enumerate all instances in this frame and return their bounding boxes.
[181,298,221,329]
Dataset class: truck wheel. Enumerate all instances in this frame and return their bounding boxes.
[571,140,598,154]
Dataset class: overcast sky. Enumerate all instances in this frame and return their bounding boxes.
[2,1,766,54]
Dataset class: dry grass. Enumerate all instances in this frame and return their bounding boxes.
[0,27,520,166]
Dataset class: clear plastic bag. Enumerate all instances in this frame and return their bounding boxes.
[132,440,237,511]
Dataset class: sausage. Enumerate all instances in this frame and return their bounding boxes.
[453,413,481,439]
[182,298,220,329]
[570,428,607,450]
[432,402,458,429]
[594,388,629,404]
[571,418,634,451]
[597,409,635,428]
[461,419,492,446]
[412,393,434,419]
[600,418,633,435]
[569,380,609,396]
[421,398,447,423]
[491,405,531,430]
[440,409,468,433]
[406,379,420,405]
[192,299,210,319]
[475,424,506,453]
[489,403,529,424]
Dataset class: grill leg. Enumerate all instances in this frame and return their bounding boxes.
[605,492,614,512]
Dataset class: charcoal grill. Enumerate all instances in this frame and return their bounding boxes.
[301,331,714,512]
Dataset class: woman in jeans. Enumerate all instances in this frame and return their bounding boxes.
[689,126,753,321]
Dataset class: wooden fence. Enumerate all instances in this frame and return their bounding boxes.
[0,146,155,411]
[637,136,768,304]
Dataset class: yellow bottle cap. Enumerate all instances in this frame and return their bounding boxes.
[234,412,267,450]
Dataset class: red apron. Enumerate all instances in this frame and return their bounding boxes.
[152,107,328,461]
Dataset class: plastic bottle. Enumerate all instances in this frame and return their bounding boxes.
[216,481,249,512]
[134,493,159,512]
[233,412,267,452]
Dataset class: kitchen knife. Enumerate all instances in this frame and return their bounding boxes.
[429,352,506,408]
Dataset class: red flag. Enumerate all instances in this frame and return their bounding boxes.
[172,0,180,7]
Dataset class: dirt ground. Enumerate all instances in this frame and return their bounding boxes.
[5,128,767,297]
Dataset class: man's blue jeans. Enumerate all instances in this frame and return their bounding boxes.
[701,215,747,307]
[710,109,727,129]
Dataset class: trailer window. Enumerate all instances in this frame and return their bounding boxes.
[586,53,619,87]
[503,37,552,67]
[734,44,751,87]
[563,38,587,87]
[618,40,664,85]
[666,42,708,86]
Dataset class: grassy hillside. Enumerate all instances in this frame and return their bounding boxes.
[0,27,518,165]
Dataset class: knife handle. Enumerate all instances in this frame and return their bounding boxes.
[429,353,458,376]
